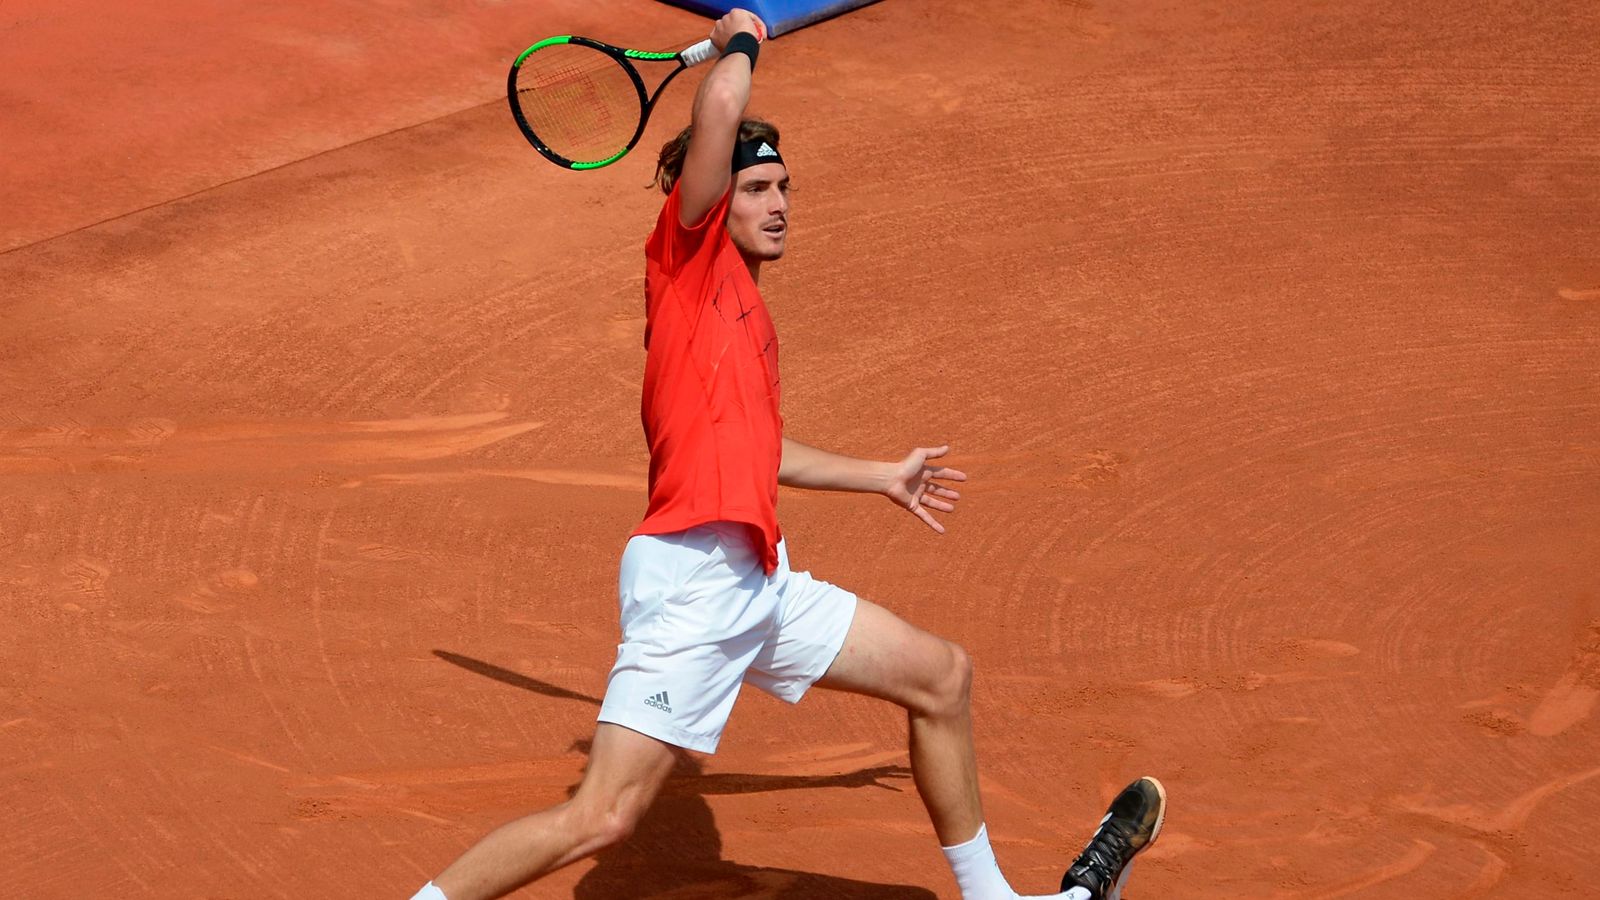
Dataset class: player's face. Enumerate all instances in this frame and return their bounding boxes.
[728,163,790,262]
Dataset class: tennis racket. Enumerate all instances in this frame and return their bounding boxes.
[507,35,719,170]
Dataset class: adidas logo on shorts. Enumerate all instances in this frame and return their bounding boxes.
[755,142,777,158]
[644,691,672,713]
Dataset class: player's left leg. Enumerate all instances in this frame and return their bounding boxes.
[812,598,981,842]
[744,550,1039,900]
[747,552,1160,900]
[812,599,1163,900]
[814,599,1058,899]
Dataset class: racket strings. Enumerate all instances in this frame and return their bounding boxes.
[514,44,641,164]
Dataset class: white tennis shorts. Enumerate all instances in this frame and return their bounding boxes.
[596,521,858,753]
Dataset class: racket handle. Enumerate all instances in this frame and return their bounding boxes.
[680,38,716,67]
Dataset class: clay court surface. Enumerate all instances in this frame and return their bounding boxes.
[4,0,1599,896]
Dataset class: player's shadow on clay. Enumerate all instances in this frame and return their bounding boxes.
[435,650,937,899]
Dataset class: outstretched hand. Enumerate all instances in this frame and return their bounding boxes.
[884,445,967,534]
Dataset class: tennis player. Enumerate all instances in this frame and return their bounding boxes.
[412,10,1164,899]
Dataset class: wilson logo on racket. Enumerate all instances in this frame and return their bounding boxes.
[507,34,720,170]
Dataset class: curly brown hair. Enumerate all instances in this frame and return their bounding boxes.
[651,118,781,195]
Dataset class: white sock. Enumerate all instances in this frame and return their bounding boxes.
[942,824,1017,900]
[940,823,1093,900]
[410,882,448,900]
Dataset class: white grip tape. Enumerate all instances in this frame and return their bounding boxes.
[680,38,716,67]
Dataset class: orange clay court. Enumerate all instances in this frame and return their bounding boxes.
[3,0,1598,897]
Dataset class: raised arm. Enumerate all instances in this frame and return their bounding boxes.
[677,10,766,227]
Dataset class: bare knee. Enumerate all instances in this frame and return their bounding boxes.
[566,795,649,855]
[917,640,972,720]
[591,804,643,850]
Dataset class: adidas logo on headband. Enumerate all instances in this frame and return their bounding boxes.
[732,138,786,172]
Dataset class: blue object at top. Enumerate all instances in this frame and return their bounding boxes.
[657,0,880,37]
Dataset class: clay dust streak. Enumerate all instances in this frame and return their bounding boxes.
[0,412,544,474]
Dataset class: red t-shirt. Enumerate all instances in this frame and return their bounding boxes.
[632,185,783,573]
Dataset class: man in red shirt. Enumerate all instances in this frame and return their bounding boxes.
[413,10,1164,900]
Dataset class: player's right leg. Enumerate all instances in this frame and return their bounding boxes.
[417,524,778,900]
[420,722,676,900]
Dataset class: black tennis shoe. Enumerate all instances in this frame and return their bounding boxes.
[1060,776,1166,900]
